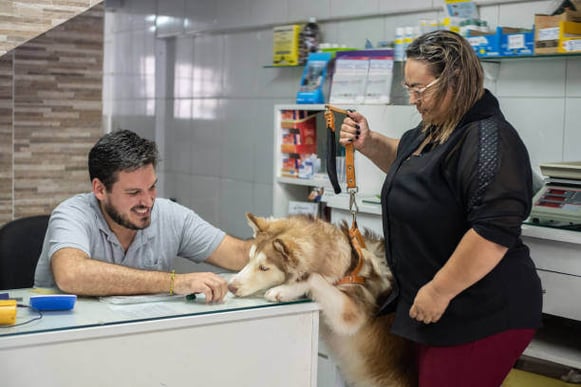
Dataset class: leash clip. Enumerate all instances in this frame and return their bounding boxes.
[348,188,359,222]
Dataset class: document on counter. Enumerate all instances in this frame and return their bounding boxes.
[99,294,185,305]
[105,302,184,319]
[99,294,191,319]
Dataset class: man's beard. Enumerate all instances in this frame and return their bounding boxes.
[104,201,153,230]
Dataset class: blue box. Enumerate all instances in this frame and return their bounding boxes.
[499,27,534,56]
[467,27,534,57]
[467,29,501,57]
[296,52,333,104]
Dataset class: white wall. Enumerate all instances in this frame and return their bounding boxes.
[102,0,581,242]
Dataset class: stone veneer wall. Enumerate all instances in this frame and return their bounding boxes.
[0,4,104,226]
[0,56,13,223]
[0,0,103,56]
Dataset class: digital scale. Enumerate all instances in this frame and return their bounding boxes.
[529,161,581,227]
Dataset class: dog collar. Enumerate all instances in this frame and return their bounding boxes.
[335,224,366,286]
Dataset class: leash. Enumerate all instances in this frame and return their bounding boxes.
[324,104,366,286]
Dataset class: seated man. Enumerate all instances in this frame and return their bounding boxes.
[34,129,250,302]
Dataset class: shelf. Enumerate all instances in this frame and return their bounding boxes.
[275,103,327,111]
[524,315,581,370]
[268,53,581,66]
[276,176,328,187]
[480,52,581,62]
[263,64,303,68]
[522,223,581,245]
[276,176,382,215]
[323,193,382,216]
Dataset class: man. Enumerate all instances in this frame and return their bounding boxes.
[34,129,250,302]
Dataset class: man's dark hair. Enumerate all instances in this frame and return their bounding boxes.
[88,129,159,191]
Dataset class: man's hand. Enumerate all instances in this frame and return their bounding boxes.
[173,272,228,303]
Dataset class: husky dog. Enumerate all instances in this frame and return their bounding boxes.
[228,213,416,387]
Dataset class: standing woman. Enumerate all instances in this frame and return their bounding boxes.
[340,30,542,386]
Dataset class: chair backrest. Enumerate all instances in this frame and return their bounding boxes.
[0,215,50,290]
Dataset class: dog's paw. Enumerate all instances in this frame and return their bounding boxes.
[265,286,293,302]
[264,284,304,302]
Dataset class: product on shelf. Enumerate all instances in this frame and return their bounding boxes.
[296,52,332,104]
[272,24,301,66]
[279,111,317,178]
[299,17,321,65]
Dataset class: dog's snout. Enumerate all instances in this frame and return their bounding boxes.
[228,282,239,295]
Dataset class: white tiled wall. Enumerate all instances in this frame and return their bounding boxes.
[103,0,581,242]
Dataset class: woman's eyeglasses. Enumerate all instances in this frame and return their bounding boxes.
[401,78,439,99]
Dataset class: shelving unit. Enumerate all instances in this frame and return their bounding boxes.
[273,104,326,218]
[273,103,417,218]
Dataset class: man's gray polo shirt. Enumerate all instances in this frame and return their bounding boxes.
[34,193,225,287]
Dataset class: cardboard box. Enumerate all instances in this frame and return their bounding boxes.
[559,20,581,52]
[535,14,565,54]
[272,25,301,66]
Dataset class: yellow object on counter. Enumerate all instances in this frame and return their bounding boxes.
[0,299,17,325]
[504,368,578,387]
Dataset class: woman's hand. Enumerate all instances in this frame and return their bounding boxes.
[409,281,452,324]
[340,111,371,151]
[339,111,399,173]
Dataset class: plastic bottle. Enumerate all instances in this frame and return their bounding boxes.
[300,17,320,64]
[394,27,405,62]
[403,26,415,59]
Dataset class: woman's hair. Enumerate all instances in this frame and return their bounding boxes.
[88,129,159,191]
[406,29,484,143]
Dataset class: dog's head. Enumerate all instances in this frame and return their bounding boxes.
[228,213,309,297]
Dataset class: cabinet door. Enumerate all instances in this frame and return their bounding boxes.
[537,269,581,321]
[317,354,347,387]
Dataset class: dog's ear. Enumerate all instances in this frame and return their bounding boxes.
[273,238,299,267]
[246,212,269,235]
[272,238,288,256]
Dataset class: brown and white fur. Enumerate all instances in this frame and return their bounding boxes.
[228,213,416,387]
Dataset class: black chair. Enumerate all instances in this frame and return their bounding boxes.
[0,215,50,290]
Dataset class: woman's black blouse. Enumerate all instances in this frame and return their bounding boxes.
[379,90,543,346]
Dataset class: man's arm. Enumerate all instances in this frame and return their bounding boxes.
[205,234,251,271]
[52,247,234,302]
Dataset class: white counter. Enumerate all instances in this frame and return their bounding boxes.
[0,288,320,387]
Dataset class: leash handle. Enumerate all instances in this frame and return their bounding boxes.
[324,104,358,193]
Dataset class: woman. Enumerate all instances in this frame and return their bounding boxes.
[340,30,542,386]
